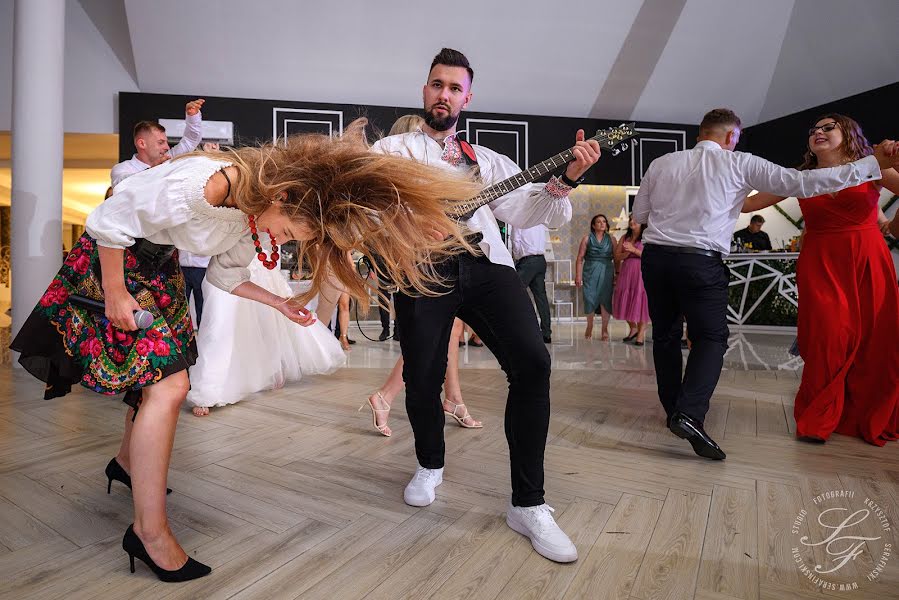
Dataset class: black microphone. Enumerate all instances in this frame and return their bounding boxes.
[69,294,155,329]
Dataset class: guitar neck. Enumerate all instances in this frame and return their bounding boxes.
[453,148,576,216]
[450,124,636,218]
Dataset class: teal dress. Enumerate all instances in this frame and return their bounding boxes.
[582,232,613,314]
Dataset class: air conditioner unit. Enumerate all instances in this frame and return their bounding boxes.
[158,118,234,145]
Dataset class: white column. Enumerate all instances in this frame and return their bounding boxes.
[11,0,66,341]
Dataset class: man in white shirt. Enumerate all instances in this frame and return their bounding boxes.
[372,48,600,563]
[632,108,897,460]
[110,100,210,325]
[110,98,205,187]
[510,224,552,343]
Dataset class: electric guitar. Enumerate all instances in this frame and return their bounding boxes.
[361,123,639,288]
[451,122,638,220]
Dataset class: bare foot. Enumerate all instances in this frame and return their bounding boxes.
[584,327,593,339]
[133,523,189,571]
[192,406,210,417]
[600,332,610,341]
[340,336,351,352]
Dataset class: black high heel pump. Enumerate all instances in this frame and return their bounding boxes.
[105,458,172,495]
[122,525,211,582]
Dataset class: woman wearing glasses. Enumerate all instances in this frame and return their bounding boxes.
[743,114,899,446]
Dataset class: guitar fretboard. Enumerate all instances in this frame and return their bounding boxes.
[452,141,598,218]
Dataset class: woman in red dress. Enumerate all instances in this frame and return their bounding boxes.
[744,114,899,445]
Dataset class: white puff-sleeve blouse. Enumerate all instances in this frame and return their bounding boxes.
[85,156,256,292]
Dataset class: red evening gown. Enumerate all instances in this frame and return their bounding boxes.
[794,182,899,445]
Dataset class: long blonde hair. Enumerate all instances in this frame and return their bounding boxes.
[389,114,425,136]
[191,134,480,306]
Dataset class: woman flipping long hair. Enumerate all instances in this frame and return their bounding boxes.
[11,130,480,582]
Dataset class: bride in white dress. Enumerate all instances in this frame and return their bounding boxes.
[187,236,346,416]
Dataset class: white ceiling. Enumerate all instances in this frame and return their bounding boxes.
[3,0,896,224]
[112,0,899,126]
[2,0,897,135]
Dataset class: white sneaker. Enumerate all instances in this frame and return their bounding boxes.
[506,503,578,563]
[403,465,443,507]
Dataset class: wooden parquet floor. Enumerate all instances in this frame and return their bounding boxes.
[1,363,897,599]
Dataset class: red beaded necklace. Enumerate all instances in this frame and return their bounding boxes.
[247,215,279,270]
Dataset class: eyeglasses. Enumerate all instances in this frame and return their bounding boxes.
[808,122,838,136]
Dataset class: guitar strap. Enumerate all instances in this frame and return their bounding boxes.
[455,138,486,245]
[457,138,481,180]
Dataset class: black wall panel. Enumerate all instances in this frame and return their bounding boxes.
[119,92,699,186]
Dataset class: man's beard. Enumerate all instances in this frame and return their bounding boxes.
[423,104,459,132]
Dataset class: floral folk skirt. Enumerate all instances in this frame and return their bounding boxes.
[10,233,198,407]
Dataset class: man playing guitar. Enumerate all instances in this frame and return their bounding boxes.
[371,47,602,563]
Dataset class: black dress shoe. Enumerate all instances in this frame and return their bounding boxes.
[623,333,637,342]
[668,412,726,460]
[347,337,357,345]
[468,339,484,347]
[378,329,390,342]
[392,331,400,343]
[106,458,171,495]
[543,336,552,344]
[122,525,211,582]
[797,435,826,444]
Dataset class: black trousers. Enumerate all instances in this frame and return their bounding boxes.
[640,246,730,423]
[394,254,551,507]
[378,285,395,332]
[515,254,552,338]
[181,266,207,327]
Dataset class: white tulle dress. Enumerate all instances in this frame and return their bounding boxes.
[186,257,346,409]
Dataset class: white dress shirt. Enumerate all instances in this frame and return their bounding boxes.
[371,130,572,269]
[178,250,211,269]
[110,111,204,187]
[632,140,882,255]
[87,156,254,293]
[510,224,548,261]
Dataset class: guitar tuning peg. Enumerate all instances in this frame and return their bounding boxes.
[611,148,621,157]
[620,142,629,151]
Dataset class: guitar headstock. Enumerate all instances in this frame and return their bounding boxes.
[591,122,638,156]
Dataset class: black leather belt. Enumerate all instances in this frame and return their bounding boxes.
[131,238,176,268]
[644,243,722,259]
